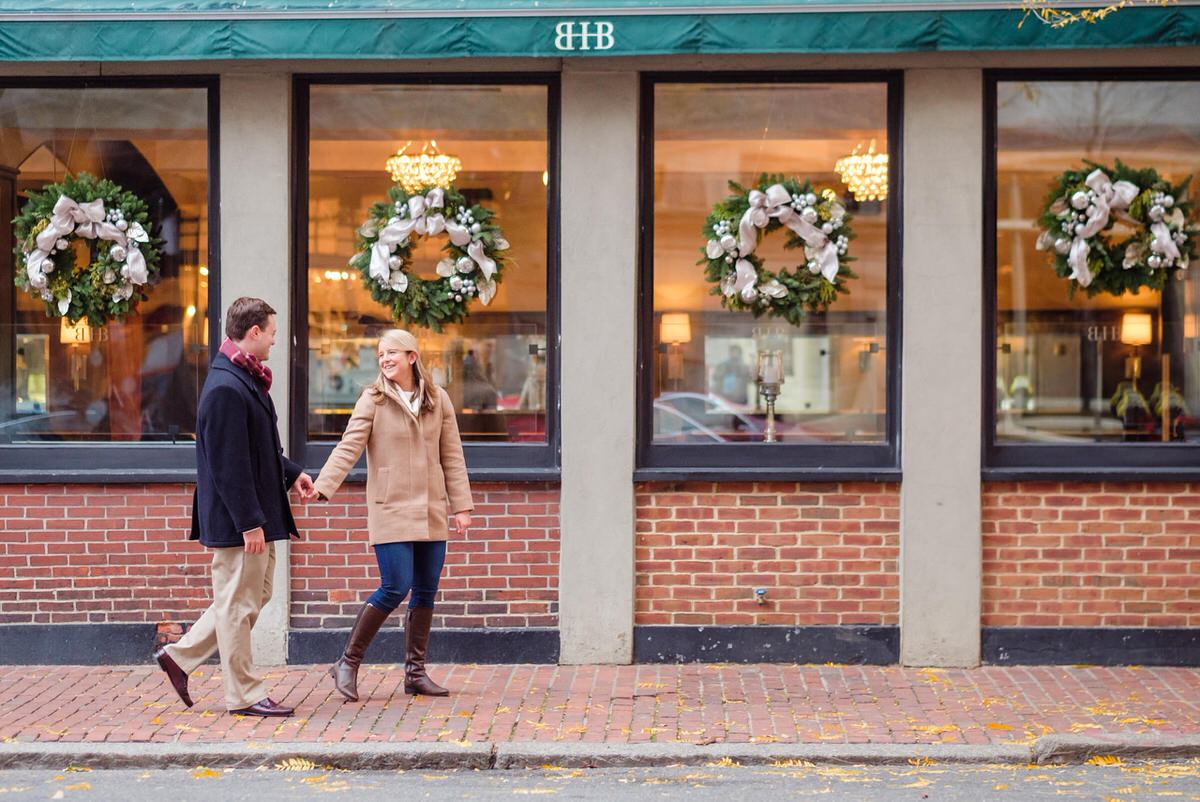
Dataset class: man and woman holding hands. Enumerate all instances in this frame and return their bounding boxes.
[154,297,472,716]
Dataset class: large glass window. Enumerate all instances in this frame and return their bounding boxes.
[988,74,1200,473]
[296,77,556,473]
[639,75,899,475]
[0,79,214,469]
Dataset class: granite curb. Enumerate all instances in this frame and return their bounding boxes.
[6,736,1198,771]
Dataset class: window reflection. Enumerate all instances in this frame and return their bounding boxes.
[995,80,1200,444]
[305,83,549,444]
[651,82,890,444]
[0,86,210,444]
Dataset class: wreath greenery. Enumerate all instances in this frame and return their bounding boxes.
[349,183,509,333]
[13,172,161,326]
[700,173,856,327]
[1036,160,1196,298]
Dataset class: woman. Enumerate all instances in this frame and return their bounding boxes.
[313,329,473,702]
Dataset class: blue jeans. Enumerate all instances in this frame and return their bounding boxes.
[366,540,447,613]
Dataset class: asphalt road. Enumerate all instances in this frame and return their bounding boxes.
[2,760,1200,800]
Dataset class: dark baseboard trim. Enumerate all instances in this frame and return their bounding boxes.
[288,627,560,664]
[634,625,899,664]
[983,627,1200,666]
[0,624,156,664]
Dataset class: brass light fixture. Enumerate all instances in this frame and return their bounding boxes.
[834,139,889,202]
[385,140,462,192]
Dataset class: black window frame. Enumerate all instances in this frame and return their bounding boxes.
[635,71,904,482]
[0,74,221,483]
[983,68,1200,481]
[291,73,561,482]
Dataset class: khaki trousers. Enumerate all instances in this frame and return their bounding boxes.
[165,542,276,710]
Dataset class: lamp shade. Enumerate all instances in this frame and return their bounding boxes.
[1120,312,1153,347]
[659,312,692,345]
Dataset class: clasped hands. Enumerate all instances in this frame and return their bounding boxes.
[292,472,321,502]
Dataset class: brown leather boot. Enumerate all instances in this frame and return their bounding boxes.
[403,606,449,696]
[328,602,390,702]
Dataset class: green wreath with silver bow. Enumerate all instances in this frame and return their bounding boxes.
[350,184,509,332]
[13,172,161,326]
[700,174,857,327]
[1035,160,1197,298]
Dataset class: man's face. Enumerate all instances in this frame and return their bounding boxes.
[244,315,277,362]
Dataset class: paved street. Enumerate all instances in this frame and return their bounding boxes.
[2,663,1198,747]
[4,761,1200,800]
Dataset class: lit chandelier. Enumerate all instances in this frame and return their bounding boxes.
[834,139,888,202]
[385,140,462,193]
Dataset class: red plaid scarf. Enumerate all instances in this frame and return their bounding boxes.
[220,338,272,392]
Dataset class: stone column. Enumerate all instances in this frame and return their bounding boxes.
[219,73,293,666]
[557,67,639,664]
[899,69,984,667]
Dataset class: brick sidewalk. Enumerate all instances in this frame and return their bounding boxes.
[2,664,1199,747]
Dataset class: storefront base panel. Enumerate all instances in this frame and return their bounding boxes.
[288,627,559,665]
[633,625,899,664]
[635,482,900,627]
[983,627,1200,666]
[982,482,1200,628]
[291,482,561,630]
[0,623,158,665]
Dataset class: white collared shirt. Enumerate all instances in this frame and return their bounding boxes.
[388,380,421,415]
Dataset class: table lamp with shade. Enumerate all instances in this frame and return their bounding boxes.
[1120,311,1153,386]
[659,312,691,388]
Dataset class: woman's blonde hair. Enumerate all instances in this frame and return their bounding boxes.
[371,329,438,412]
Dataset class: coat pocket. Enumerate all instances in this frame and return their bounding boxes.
[373,467,391,504]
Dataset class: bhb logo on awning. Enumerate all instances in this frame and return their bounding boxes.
[554,21,615,51]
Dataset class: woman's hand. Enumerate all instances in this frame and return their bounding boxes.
[453,512,472,535]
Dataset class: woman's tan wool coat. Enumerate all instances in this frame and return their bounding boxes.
[314,379,473,545]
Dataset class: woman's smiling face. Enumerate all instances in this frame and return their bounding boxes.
[378,343,414,383]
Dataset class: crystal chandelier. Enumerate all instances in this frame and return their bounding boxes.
[834,139,888,202]
[385,140,462,193]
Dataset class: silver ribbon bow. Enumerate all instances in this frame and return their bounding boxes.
[369,188,449,283]
[1066,169,1139,287]
[737,183,842,283]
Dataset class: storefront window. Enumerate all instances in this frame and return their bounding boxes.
[991,76,1200,468]
[0,81,212,449]
[301,80,552,455]
[641,76,898,472]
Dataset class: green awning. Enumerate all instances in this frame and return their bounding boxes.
[0,1,1195,60]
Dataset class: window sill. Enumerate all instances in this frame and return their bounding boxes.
[0,468,198,484]
[633,467,901,483]
[983,466,1200,482]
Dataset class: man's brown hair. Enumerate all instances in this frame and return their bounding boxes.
[224,297,277,341]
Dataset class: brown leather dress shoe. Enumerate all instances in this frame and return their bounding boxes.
[154,648,194,708]
[230,697,293,717]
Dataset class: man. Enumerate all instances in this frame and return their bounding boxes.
[154,297,315,717]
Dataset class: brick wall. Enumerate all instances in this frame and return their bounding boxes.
[982,482,1200,628]
[290,482,559,630]
[0,484,209,626]
[635,482,899,627]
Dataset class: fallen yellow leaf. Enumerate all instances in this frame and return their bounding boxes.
[190,767,221,779]
[1086,755,1124,766]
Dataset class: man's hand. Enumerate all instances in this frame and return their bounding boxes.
[293,473,317,501]
[243,526,266,555]
[453,512,471,535]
